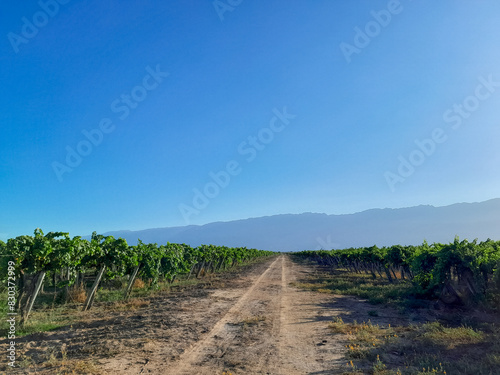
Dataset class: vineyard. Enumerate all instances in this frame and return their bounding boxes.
[0,228,275,325]
[1,234,500,373]
[296,237,500,305]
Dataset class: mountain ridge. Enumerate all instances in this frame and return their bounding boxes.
[92,199,500,251]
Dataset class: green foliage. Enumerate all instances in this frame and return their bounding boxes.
[135,240,163,288]
[0,229,76,282]
[296,237,500,300]
[410,241,441,295]
[0,228,275,316]
[1,229,274,286]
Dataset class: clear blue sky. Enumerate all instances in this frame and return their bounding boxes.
[1,0,500,241]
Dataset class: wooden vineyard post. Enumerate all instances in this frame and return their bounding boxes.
[64,267,71,300]
[196,261,205,279]
[187,263,196,280]
[391,267,399,282]
[16,271,25,310]
[123,265,140,300]
[383,266,394,283]
[216,257,225,272]
[83,265,106,311]
[206,261,213,275]
[21,271,46,326]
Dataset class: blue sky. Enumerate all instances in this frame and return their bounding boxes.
[1,0,500,241]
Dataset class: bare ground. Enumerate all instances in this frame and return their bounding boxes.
[3,255,415,374]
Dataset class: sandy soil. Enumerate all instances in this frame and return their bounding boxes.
[163,255,346,375]
[2,255,411,374]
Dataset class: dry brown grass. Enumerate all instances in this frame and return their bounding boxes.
[44,358,103,374]
[66,283,87,303]
[126,299,150,309]
[329,311,498,374]
[103,298,150,312]
[133,278,145,289]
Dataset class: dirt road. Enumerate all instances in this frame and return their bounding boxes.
[9,255,404,374]
[161,255,344,375]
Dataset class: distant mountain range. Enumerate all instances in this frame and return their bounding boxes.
[93,199,500,252]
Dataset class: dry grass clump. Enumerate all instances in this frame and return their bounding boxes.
[66,283,87,303]
[133,278,145,289]
[126,299,150,309]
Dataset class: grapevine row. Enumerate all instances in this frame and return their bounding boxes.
[0,229,275,324]
[295,237,500,304]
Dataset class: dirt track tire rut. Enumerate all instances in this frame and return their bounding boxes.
[164,255,344,375]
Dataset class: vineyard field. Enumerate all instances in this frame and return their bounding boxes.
[296,237,500,306]
[1,234,499,374]
[0,229,275,324]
